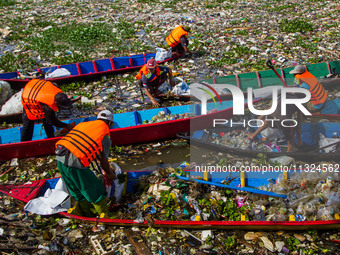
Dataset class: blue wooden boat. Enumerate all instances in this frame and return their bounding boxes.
[0,52,181,89]
[178,122,340,161]
[0,99,256,161]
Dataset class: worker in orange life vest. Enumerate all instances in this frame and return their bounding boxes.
[21,79,76,141]
[289,65,328,112]
[166,25,191,56]
[55,110,116,218]
[135,58,175,107]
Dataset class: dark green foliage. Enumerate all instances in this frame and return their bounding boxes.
[280,18,314,33]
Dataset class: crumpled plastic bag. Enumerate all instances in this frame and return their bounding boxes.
[260,127,285,142]
[105,163,125,203]
[45,68,71,79]
[155,47,172,62]
[24,178,71,215]
[319,133,340,153]
[0,89,23,115]
[171,77,190,95]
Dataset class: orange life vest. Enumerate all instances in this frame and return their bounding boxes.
[295,71,327,106]
[56,120,110,167]
[21,79,61,120]
[135,65,161,82]
[166,26,188,48]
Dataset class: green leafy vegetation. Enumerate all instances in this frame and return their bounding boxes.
[0,0,17,7]
[293,36,318,52]
[60,81,87,93]
[25,22,116,60]
[280,18,314,33]
[235,29,249,36]
[0,52,37,72]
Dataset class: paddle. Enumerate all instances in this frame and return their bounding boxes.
[266,60,288,87]
[176,175,287,198]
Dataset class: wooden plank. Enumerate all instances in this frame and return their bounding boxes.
[124,229,152,255]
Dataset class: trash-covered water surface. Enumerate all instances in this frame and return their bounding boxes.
[207,129,283,152]
[0,0,340,254]
[107,167,340,223]
[0,160,340,254]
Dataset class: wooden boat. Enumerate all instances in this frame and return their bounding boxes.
[177,122,340,161]
[0,53,181,89]
[157,60,340,117]
[0,99,256,161]
[1,61,339,123]
[201,60,340,92]
[1,173,339,230]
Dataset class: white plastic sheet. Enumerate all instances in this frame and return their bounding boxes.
[105,163,125,203]
[24,178,71,215]
[171,77,190,95]
[45,68,71,79]
[319,133,340,153]
[155,47,172,62]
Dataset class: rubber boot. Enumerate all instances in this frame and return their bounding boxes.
[93,199,113,218]
[78,200,96,217]
[67,201,83,216]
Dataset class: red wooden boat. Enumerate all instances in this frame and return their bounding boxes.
[0,100,245,161]
[0,53,181,89]
[1,176,339,230]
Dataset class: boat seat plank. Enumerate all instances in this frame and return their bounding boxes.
[133,111,140,125]
[132,55,148,67]
[329,61,340,75]
[78,62,95,74]
[238,72,259,90]
[95,59,112,72]
[113,56,130,69]
[214,75,237,87]
[307,62,329,78]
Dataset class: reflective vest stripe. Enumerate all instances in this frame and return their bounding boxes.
[310,82,322,96]
[56,120,108,167]
[296,71,327,105]
[22,79,62,120]
[62,137,92,166]
[135,65,161,81]
[169,33,178,45]
[26,80,42,114]
[71,129,101,155]
[23,80,46,119]
[145,72,156,81]
[312,86,326,102]
[31,80,47,120]
[166,26,188,47]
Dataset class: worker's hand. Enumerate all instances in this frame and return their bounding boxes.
[70,96,81,103]
[67,122,75,131]
[151,99,160,107]
[106,169,116,182]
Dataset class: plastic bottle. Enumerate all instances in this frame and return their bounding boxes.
[296,202,306,216]
[288,193,314,208]
[274,213,286,221]
[304,203,316,215]
[326,191,340,211]
[315,181,324,192]
[317,206,334,220]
